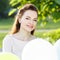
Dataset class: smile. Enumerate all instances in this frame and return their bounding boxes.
[27,25,33,28]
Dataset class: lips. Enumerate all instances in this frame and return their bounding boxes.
[27,25,33,28]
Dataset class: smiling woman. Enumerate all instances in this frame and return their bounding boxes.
[2,3,38,59]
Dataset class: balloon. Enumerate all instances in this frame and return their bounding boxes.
[22,38,58,60]
[0,52,20,60]
[54,39,60,60]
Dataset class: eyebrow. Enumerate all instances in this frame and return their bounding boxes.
[26,16,37,19]
[26,16,31,18]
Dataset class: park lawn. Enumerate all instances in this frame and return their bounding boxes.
[0,33,7,48]
[37,21,60,29]
[0,18,60,30]
[0,18,14,30]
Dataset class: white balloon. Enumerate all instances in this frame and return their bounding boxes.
[54,39,60,60]
[22,38,58,60]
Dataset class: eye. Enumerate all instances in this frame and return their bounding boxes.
[26,18,30,20]
[33,20,37,22]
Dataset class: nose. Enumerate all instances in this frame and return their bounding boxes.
[30,20,34,25]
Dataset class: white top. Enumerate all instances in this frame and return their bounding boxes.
[2,34,33,59]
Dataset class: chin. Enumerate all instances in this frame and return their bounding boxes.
[23,26,35,32]
[25,28,34,32]
[27,30,33,32]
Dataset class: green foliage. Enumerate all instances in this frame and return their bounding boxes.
[8,9,17,16]
[55,0,60,5]
[34,29,60,44]
[9,0,60,24]
[41,29,60,44]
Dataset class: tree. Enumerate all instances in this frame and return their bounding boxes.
[9,0,60,23]
[0,0,10,18]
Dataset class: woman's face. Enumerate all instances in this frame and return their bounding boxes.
[19,10,38,32]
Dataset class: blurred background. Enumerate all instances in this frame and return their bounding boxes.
[0,0,60,50]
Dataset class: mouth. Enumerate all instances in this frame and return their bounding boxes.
[27,25,33,29]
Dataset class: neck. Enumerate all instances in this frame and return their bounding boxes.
[14,28,32,41]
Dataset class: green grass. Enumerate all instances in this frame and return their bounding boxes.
[34,31,45,38]
[0,33,7,48]
[0,18,14,30]
[37,21,60,29]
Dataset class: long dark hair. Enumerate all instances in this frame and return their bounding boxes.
[10,4,38,35]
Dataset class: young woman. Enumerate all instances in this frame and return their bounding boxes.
[2,4,38,59]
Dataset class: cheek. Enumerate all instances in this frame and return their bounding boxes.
[21,20,27,28]
[20,19,26,24]
[33,23,37,29]
[34,22,37,27]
